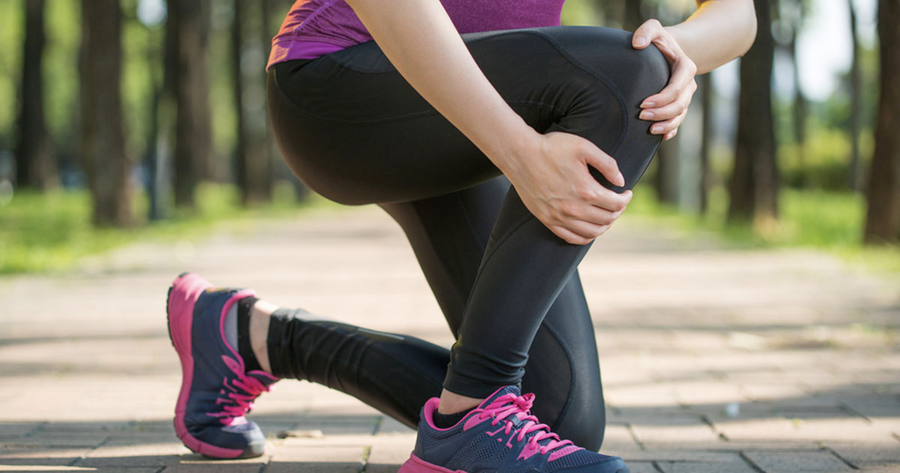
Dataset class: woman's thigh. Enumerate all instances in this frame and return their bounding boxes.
[267,26,669,205]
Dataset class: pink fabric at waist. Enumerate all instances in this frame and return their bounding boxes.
[267,40,349,71]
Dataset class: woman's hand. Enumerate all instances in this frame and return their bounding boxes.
[504,131,633,245]
[632,19,698,141]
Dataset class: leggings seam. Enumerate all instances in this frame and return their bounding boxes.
[539,321,579,432]
[519,29,630,153]
[274,70,566,126]
[466,211,536,304]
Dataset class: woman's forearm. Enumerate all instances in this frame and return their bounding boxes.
[666,0,757,74]
[344,0,539,176]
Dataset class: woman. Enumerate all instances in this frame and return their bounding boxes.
[166,1,757,471]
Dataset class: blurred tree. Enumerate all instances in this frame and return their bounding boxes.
[80,0,133,226]
[698,72,712,213]
[729,0,779,227]
[167,0,212,209]
[847,0,863,191]
[790,2,808,189]
[233,0,272,206]
[15,0,58,191]
[864,0,900,243]
[623,0,644,31]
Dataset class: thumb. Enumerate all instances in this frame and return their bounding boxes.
[632,19,661,49]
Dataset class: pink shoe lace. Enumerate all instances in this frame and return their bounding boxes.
[466,392,582,460]
[207,356,273,424]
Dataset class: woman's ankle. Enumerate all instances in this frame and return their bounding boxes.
[437,389,484,415]
[249,300,278,374]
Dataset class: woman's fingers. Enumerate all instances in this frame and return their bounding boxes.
[640,79,696,121]
[581,143,625,187]
[632,18,697,140]
[649,110,688,136]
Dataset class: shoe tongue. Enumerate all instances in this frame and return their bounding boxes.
[477,385,522,410]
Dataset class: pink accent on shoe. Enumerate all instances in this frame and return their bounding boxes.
[206,355,273,425]
[398,452,466,473]
[548,445,583,462]
[168,273,256,459]
[218,288,258,367]
[422,398,448,431]
[457,390,577,461]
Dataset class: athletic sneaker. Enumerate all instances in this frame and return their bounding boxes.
[399,386,629,473]
[166,273,278,459]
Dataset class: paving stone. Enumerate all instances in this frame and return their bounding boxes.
[165,462,267,473]
[655,457,757,473]
[1,432,108,448]
[622,462,661,473]
[0,423,42,439]
[0,446,90,466]
[825,442,900,469]
[269,445,365,463]
[742,450,855,472]
[629,420,720,447]
[75,438,191,468]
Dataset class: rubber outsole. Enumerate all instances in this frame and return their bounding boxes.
[398,452,631,473]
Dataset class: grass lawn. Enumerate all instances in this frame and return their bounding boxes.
[626,187,900,275]
[0,183,337,275]
[2,184,898,276]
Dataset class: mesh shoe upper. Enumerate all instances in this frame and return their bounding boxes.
[406,386,627,473]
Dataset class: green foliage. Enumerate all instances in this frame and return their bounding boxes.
[626,187,900,274]
[0,1,22,147]
[0,183,327,275]
[43,0,81,155]
[779,126,873,191]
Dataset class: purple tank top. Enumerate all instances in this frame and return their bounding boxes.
[267,0,565,70]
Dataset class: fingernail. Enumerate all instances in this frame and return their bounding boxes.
[634,36,648,47]
[616,172,625,185]
[641,101,655,108]
[651,125,663,134]
[639,111,654,120]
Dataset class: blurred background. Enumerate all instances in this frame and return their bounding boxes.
[0,0,898,275]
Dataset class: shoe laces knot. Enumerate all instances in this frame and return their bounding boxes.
[208,356,273,423]
[477,393,576,456]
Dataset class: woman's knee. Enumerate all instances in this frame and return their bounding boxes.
[549,26,669,104]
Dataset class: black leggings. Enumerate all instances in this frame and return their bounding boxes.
[265,26,669,451]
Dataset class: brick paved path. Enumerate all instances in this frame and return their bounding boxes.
[1,206,898,472]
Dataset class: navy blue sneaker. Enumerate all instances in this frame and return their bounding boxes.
[167,273,279,459]
[399,386,629,473]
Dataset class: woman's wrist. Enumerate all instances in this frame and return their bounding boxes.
[483,124,543,180]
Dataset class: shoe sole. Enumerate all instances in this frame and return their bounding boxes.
[398,452,631,473]
[167,272,258,459]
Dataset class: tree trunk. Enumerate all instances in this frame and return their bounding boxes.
[232,0,249,205]
[15,0,57,191]
[655,135,680,205]
[80,0,132,227]
[848,0,864,192]
[728,0,779,227]
[698,72,713,213]
[259,0,275,201]
[791,22,808,189]
[168,0,212,209]
[864,0,900,244]
[623,0,643,31]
